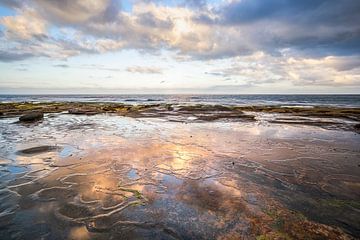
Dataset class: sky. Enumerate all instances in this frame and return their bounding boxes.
[0,0,359,94]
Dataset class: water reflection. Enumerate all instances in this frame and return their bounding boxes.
[0,114,359,239]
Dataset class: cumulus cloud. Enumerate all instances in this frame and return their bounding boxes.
[0,8,47,39]
[33,0,119,25]
[2,0,358,60]
[207,53,360,87]
[0,0,359,88]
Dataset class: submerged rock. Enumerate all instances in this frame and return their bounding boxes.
[19,111,44,122]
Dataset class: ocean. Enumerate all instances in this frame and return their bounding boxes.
[0,94,359,107]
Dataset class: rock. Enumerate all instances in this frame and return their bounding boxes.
[165,104,174,111]
[68,109,98,115]
[354,124,360,130]
[17,145,61,155]
[19,111,44,122]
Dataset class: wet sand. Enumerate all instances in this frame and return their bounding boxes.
[0,105,359,239]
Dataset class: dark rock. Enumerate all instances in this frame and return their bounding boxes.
[178,104,232,112]
[165,104,174,111]
[17,145,61,155]
[19,112,44,122]
[68,109,98,115]
[354,124,360,130]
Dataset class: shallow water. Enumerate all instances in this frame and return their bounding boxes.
[0,114,359,239]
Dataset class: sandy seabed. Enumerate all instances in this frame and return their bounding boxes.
[0,112,359,240]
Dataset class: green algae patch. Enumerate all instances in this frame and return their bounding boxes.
[118,186,148,202]
[320,199,360,209]
[14,103,42,111]
[256,232,293,240]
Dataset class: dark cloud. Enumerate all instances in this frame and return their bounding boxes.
[210,0,360,57]
[218,0,359,26]
[0,0,23,8]
[219,0,320,24]
[0,51,33,62]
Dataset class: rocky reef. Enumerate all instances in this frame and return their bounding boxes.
[1,102,359,132]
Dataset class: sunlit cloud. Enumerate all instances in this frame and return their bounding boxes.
[0,0,359,93]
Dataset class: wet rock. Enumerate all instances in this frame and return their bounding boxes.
[196,113,256,121]
[19,111,44,122]
[68,109,98,115]
[178,104,232,112]
[59,203,92,219]
[17,146,61,155]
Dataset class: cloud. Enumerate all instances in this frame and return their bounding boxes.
[323,56,360,72]
[52,63,123,72]
[126,66,163,74]
[0,8,47,39]
[0,0,23,8]
[0,50,34,62]
[0,0,359,91]
[1,0,358,61]
[210,0,360,56]
[33,0,120,25]
[204,72,224,77]
[16,67,28,71]
[53,64,69,68]
[205,52,360,87]
[81,64,121,72]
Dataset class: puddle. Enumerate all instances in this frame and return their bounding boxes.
[59,145,77,158]
[7,165,27,174]
[127,169,140,180]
